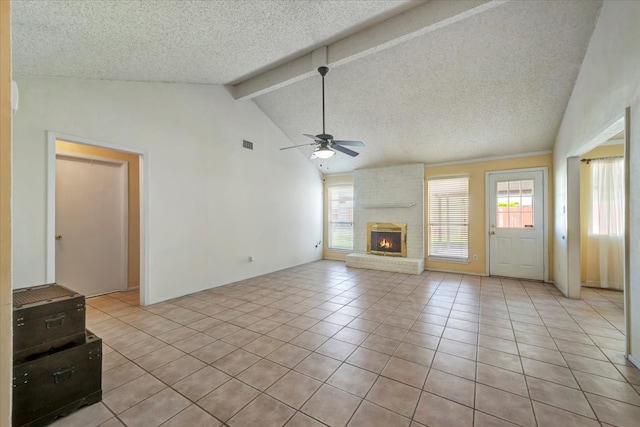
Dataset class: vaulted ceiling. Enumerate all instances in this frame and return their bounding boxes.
[12,0,602,174]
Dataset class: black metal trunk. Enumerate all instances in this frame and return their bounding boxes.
[13,284,86,362]
[12,332,102,427]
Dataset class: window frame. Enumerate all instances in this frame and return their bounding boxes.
[327,184,354,252]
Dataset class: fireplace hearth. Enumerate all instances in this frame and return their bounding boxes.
[367,222,407,257]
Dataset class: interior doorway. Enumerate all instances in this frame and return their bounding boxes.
[566,110,630,356]
[579,138,625,291]
[46,132,148,304]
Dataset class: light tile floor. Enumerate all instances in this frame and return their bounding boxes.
[52,261,640,427]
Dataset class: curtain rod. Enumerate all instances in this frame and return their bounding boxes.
[580,155,623,164]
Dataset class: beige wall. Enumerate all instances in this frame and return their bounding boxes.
[324,154,555,279]
[1,1,11,424]
[580,143,624,284]
[56,140,140,288]
[424,154,554,278]
[323,174,353,261]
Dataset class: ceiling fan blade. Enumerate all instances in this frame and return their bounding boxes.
[332,140,365,147]
[280,142,317,151]
[331,144,359,157]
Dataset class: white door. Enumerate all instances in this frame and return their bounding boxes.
[56,155,127,296]
[488,170,545,280]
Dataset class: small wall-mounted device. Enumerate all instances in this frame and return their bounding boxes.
[248,256,254,262]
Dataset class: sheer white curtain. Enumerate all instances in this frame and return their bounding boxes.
[586,157,624,289]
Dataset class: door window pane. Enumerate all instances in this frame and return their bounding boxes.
[496,180,534,228]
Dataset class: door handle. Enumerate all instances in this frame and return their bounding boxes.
[490,231,496,235]
[55,234,63,240]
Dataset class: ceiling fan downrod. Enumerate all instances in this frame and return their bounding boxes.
[318,66,329,139]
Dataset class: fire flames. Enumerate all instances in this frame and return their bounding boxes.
[378,238,393,249]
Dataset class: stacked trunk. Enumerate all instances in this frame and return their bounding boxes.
[12,284,102,427]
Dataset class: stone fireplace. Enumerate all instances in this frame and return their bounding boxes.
[367,222,407,257]
[346,163,425,274]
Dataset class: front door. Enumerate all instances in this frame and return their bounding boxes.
[488,169,545,280]
[56,155,127,296]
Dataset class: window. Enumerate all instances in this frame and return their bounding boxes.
[589,158,624,236]
[428,176,469,260]
[496,179,535,228]
[328,185,353,250]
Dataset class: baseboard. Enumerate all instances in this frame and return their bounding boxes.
[424,268,488,277]
[546,280,570,298]
[628,354,640,370]
[323,253,348,262]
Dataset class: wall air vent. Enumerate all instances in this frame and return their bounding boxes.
[242,140,254,150]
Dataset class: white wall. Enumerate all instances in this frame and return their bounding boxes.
[353,163,425,258]
[12,77,324,304]
[553,1,640,360]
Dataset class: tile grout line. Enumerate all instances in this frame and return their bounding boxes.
[82,263,639,427]
[526,279,603,424]
[505,277,541,427]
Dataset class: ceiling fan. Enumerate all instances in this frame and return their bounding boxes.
[280,66,365,159]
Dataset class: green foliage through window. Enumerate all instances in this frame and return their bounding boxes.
[498,201,520,207]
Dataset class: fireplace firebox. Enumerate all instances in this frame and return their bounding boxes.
[367,222,407,257]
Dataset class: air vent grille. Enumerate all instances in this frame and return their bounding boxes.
[242,140,254,150]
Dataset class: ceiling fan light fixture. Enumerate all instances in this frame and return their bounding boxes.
[313,145,335,159]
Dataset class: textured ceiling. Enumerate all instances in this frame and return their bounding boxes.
[254,0,602,173]
[11,0,418,84]
[11,0,602,174]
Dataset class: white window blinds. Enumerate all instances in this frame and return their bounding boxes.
[428,176,469,260]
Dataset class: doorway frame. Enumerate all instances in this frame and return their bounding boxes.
[565,110,630,357]
[485,166,549,282]
[46,131,149,305]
